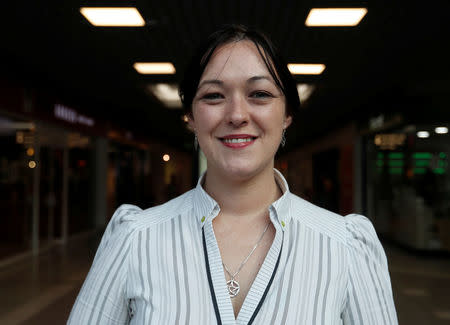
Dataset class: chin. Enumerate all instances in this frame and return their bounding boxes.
[219,161,272,181]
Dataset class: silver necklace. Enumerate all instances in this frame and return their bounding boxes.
[222,221,271,298]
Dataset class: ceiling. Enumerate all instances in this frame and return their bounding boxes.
[1,0,449,151]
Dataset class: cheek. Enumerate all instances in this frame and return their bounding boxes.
[193,106,222,132]
[254,108,286,131]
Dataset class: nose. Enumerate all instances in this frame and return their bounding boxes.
[226,94,249,127]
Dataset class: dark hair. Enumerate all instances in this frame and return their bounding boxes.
[179,24,300,118]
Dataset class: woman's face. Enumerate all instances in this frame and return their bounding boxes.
[189,40,292,180]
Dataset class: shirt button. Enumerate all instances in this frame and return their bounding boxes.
[201,216,206,222]
[281,221,286,227]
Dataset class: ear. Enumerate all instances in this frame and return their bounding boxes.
[187,113,196,132]
[283,115,293,129]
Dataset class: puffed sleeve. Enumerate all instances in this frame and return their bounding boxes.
[67,204,141,325]
[342,214,398,325]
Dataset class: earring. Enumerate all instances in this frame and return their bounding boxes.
[281,129,286,147]
[194,134,198,151]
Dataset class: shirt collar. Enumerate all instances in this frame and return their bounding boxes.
[192,171,219,226]
[271,169,292,230]
[192,168,292,231]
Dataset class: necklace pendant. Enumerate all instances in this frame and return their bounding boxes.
[226,279,240,298]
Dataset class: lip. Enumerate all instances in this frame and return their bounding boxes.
[218,134,257,149]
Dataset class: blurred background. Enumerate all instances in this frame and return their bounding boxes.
[0,0,449,324]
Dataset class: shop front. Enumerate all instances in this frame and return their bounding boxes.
[0,81,194,263]
[0,100,99,261]
[365,124,450,251]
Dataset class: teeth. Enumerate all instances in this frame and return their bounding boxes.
[223,138,253,143]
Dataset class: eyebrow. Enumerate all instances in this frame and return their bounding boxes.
[247,75,274,84]
[197,75,275,90]
[197,79,223,90]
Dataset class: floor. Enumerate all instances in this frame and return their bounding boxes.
[0,235,449,324]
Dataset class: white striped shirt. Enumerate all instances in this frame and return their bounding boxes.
[68,169,398,324]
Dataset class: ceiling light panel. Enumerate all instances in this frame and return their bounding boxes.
[148,84,182,108]
[288,64,326,75]
[305,8,367,27]
[80,7,145,27]
[297,84,315,102]
[417,131,430,138]
[435,127,448,134]
[134,62,176,74]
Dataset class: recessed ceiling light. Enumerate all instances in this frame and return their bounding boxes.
[296,84,315,102]
[288,64,325,75]
[148,84,181,108]
[305,8,367,27]
[435,127,448,134]
[134,62,176,74]
[417,131,430,138]
[80,7,145,27]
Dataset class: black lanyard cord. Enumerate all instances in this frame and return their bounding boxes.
[202,228,222,325]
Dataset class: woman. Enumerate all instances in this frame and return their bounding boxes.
[68,25,397,324]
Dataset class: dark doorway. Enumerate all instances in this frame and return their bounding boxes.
[313,149,340,213]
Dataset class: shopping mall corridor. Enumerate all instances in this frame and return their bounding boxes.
[0,234,449,325]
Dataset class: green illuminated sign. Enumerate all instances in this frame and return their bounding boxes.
[389,167,403,174]
[389,160,404,167]
[434,168,445,175]
[388,152,404,159]
[414,167,426,174]
[413,152,432,159]
[415,160,430,167]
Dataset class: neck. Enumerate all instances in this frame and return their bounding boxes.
[203,166,282,222]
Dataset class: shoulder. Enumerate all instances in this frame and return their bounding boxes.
[99,190,194,253]
[120,189,195,231]
[287,193,382,249]
[288,193,347,243]
[344,213,388,268]
[100,203,142,244]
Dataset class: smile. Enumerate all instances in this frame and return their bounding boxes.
[219,135,257,149]
[222,138,253,143]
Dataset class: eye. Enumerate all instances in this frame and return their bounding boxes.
[201,92,224,101]
[250,91,273,99]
